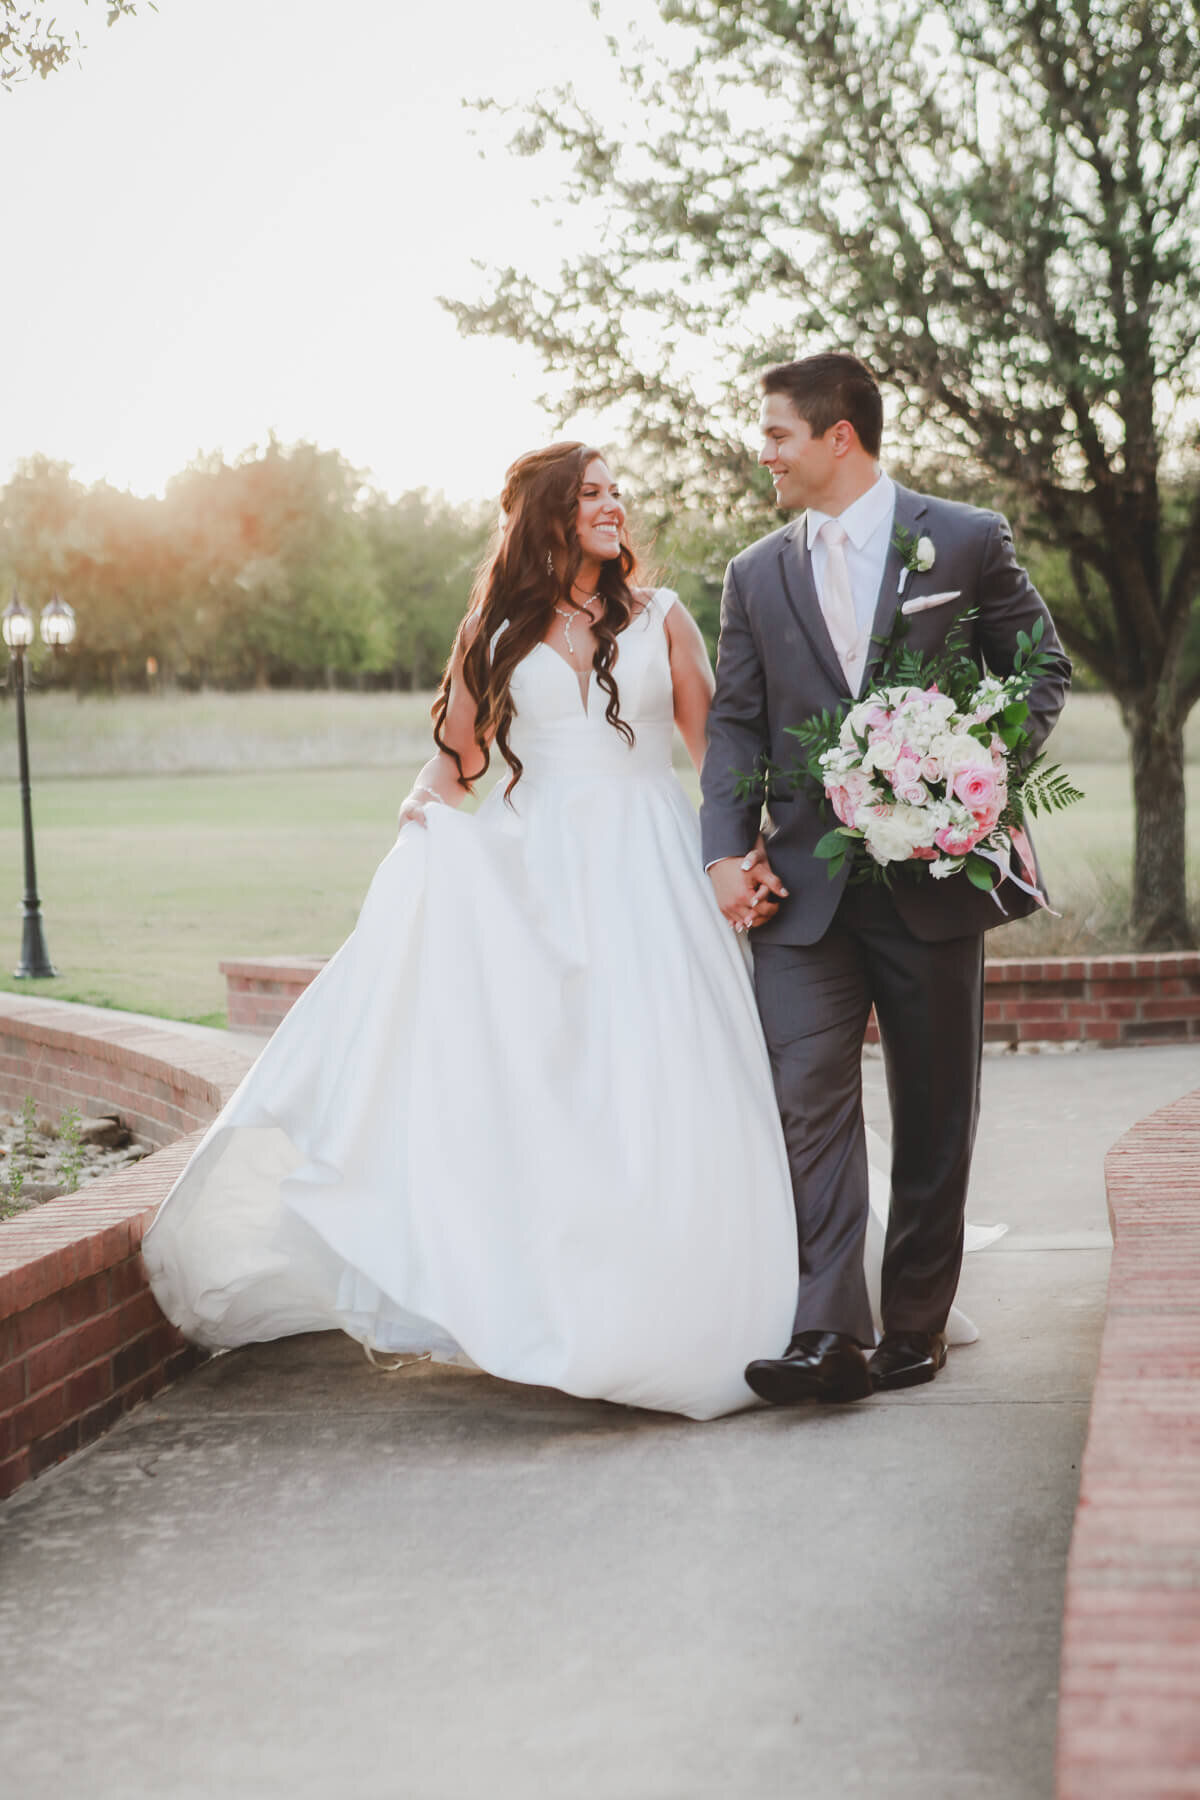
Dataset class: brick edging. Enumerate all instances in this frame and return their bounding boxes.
[0,996,252,1145]
[0,1000,254,1501]
[221,956,328,1034]
[981,952,1200,1047]
[1056,1080,1200,1796]
[224,950,1200,1043]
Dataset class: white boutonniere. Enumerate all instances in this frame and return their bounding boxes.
[894,527,936,595]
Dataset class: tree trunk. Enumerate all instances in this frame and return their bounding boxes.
[1123,698,1196,950]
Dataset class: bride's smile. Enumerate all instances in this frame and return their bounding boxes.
[575,461,626,570]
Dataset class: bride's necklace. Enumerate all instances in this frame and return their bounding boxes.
[553,592,599,661]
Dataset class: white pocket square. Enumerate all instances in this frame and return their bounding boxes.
[901,589,962,615]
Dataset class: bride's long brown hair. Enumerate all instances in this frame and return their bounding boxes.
[432,442,641,795]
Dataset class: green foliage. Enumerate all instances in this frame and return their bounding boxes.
[964,855,998,893]
[453,0,1200,943]
[57,1106,83,1195]
[20,1095,36,1164]
[1,1157,22,1216]
[364,489,491,690]
[1011,756,1086,823]
[0,1094,37,1217]
[0,444,491,694]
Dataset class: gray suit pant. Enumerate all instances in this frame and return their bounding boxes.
[752,883,985,1347]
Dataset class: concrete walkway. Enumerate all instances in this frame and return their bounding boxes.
[1,1042,1195,1800]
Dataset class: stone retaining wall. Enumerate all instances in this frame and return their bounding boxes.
[1056,1081,1200,1797]
[0,999,253,1501]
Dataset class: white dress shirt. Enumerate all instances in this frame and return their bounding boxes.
[804,470,896,691]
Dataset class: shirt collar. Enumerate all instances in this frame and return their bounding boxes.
[806,470,895,551]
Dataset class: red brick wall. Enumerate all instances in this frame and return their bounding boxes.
[0,1140,204,1498]
[227,952,1200,1046]
[983,954,1200,1047]
[221,956,327,1034]
[0,1003,251,1146]
[1056,1081,1200,1797]
[0,1000,254,1501]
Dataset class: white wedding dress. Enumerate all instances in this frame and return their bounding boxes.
[143,591,989,1420]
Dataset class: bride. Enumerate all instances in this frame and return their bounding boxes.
[143,442,985,1421]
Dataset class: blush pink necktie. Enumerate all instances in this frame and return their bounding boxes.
[818,519,860,683]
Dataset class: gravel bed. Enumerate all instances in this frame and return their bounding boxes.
[0,1109,151,1221]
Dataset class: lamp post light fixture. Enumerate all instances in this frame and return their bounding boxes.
[1,591,66,979]
[40,594,77,650]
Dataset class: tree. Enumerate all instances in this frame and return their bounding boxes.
[163,441,390,689]
[1,1,141,89]
[364,490,491,690]
[451,0,1200,949]
[0,446,491,693]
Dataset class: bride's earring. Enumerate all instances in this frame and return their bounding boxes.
[546,551,554,576]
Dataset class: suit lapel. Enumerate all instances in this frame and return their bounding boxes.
[775,518,848,697]
[861,483,928,689]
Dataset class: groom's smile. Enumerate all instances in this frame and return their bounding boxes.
[758,391,837,513]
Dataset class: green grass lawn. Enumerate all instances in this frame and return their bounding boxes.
[0,692,1194,1024]
[0,770,407,1023]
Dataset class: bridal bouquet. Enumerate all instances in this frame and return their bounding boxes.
[742,611,1081,907]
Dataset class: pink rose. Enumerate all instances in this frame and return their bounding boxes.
[893,754,922,788]
[953,765,1001,818]
[895,781,928,806]
[911,846,938,861]
[829,785,855,826]
[921,755,943,784]
[827,770,874,827]
[934,821,985,857]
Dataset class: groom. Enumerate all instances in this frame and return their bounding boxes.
[701,353,1070,1405]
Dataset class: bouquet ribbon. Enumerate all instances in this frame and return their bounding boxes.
[972,826,1058,917]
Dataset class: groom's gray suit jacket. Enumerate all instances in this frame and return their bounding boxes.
[700,484,1072,944]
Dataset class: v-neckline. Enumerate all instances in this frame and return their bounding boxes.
[537,639,593,715]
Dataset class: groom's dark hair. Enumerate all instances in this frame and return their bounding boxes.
[761,354,883,458]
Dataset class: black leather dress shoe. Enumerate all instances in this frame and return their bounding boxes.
[745,1331,872,1406]
[868,1331,948,1392]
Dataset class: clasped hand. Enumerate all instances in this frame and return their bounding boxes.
[708,836,788,933]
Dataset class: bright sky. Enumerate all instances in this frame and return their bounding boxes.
[0,0,656,502]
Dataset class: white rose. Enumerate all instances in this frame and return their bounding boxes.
[893,802,937,847]
[863,738,900,773]
[863,803,934,864]
[863,819,909,864]
[845,699,882,736]
[821,746,855,777]
[915,535,936,571]
[938,733,993,775]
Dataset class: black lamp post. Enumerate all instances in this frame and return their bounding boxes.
[2,591,76,979]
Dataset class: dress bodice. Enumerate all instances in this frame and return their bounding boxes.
[504,589,678,783]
